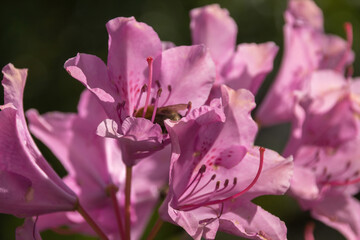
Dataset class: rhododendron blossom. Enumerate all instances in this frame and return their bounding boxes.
[257,0,354,126]
[27,90,170,239]
[284,69,360,240]
[65,17,215,166]
[190,4,278,99]
[2,0,360,239]
[160,86,293,240]
[0,64,77,217]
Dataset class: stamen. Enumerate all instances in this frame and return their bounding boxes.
[133,84,147,115]
[184,101,192,117]
[321,175,360,187]
[161,85,172,106]
[180,174,217,204]
[335,22,353,73]
[223,179,229,188]
[178,147,265,210]
[184,177,237,207]
[215,181,220,190]
[151,88,162,123]
[178,165,207,201]
[143,57,154,118]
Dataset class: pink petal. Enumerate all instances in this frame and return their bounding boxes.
[26,109,77,175]
[154,45,215,109]
[0,107,76,217]
[243,146,293,198]
[106,17,162,116]
[221,86,258,147]
[287,0,323,30]
[64,53,120,123]
[97,119,121,138]
[223,42,279,94]
[1,65,77,217]
[221,200,288,240]
[2,64,27,113]
[289,165,319,200]
[190,4,237,71]
[311,192,360,240]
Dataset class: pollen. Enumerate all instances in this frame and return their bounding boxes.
[193,151,201,157]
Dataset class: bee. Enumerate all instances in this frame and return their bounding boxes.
[135,104,188,132]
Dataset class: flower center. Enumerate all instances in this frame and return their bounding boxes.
[133,57,191,132]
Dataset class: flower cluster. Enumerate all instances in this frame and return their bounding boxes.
[1,0,359,239]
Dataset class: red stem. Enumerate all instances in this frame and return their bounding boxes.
[125,166,133,240]
[108,185,125,240]
[146,218,164,240]
[76,203,109,240]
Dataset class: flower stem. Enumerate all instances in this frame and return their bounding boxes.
[146,217,163,240]
[108,185,125,240]
[125,166,133,240]
[76,203,109,240]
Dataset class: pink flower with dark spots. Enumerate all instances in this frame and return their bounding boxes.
[256,0,354,126]
[65,17,215,166]
[159,86,293,240]
[190,4,278,98]
[289,139,360,240]
[0,64,77,217]
[27,90,170,239]
[283,69,360,240]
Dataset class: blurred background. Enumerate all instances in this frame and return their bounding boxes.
[1,0,360,239]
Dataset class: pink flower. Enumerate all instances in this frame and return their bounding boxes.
[256,0,354,126]
[0,64,77,217]
[65,17,215,166]
[289,139,360,240]
[27,90,170,239]
[283,70,360,239]
[159,86,293,240]
[284,70,360,156]
[190,4,278,97]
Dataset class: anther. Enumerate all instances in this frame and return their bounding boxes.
[211,174,216,180]
[224,179,229,187]
[233,177,237,185]
[199,164,206,174]
[184,101,192,117]
[345,161,351,170]
[134,84,147,114]
[215,181,220,190]
[162,85,172,106]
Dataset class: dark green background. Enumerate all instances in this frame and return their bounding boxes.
[1,0,360,239]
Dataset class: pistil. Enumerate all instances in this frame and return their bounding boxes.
[143,57,154,118]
